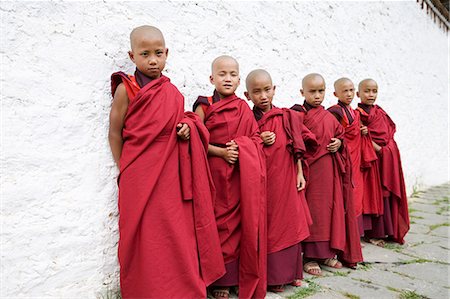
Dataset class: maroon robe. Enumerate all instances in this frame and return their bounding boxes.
[291,103,346,258]
[254,106,317,284]
[112,71,225,298]
[194,92,267,299]
[357,104,410,244]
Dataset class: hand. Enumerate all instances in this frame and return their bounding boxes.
[260,131,276,145]
[327,138,342,153]
[224,140,239,164]
[360,125,368,136]
[176,123,190,140]
[297,173,306,191]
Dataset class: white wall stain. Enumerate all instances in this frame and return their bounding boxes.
[1,1,448,297]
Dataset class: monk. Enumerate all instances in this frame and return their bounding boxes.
[244,69,317,292]
[356,79,410,245]
[108,25,225,298]
[193,56,267,299]
[291,73,361,275]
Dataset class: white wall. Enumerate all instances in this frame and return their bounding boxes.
[1,1,448,297]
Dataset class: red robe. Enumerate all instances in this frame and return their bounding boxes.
[255,107,315,254]
[195,93,267,299]
[111,72,225,298]
[292,104,363,265]
[357,104,410,244]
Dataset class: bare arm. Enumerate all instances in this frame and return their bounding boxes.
[372,141,382,152]
[296,159,306,191]
[108,83,129,168]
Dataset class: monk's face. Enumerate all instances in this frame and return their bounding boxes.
[210,58,240,98]
[245,74,275,113]
[357,80,378,106]
[128,34,168,79]
[334,80,355,106]
[301,76,326,107]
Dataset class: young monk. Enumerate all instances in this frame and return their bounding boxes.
[244,69,317,292]
[193,56,267,299]
[356,79,410,245]
[291,73,362,275]
[108,25,225,298]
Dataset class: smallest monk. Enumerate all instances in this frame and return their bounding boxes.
[356,79,410,245]
[245,69,317,293]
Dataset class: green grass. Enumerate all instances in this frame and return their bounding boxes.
[432,196,449,206]
[96,288,121,299]
[396,258,433,265]
[288,279,321,299]
[356,262,372,271]
[399,289,429,299]
[410,215,424,220]
[384,242,404,253]
[392,271,416,280]
[428,222,449,231]
[352,278,373,284]
[408,207,419,213]
[342,292,360,299]
[387,286,401,292]
[333,270,350,277]
[409,184,422,198]
[436,205,450,215]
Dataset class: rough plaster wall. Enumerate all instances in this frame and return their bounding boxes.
[1,1,448,297]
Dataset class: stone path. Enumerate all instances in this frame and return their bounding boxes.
[263,183,450,299]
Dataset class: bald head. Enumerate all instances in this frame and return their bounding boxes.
[130,25,165,51]
[334,77,353,91]
[358,78,378,91]
[302,73,325,89]
[211,55,239,73]
[246,69,272,90]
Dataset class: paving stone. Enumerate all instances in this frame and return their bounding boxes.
[393,262,450,287]
[361,242,414,264]
[306,289,348,298]
[409,222,432,234]
[409,202,440,214]
[402,243,449,263]
[313,276,398,298]
[410,212,449,226]
[429,225,450,239]
[347,264,447,299]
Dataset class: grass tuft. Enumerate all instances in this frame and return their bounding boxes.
[399,289,429,299]
[342,292,360,299]
[288,279,321,299]
[428,222,449,232]
[96,288,122,299]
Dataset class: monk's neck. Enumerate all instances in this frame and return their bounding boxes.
[134,68,158,88]
[338,100,351,109]
[303,101,321,111]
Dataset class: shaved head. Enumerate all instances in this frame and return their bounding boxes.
[130,25,165,50]
[211,55,239,73]
[246,69,272,90]
[358,78,378,91]
[302,73,325,89]
[334,77,353,91]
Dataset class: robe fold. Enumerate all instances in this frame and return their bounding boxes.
[112,72,224,298]
[357,104,410,244]
[194,93,267,299]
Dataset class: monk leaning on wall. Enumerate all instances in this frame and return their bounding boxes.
[108,25,225,299]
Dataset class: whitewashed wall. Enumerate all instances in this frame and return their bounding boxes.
[1,1,448,297]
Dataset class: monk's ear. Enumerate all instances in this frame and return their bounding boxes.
[128,51,135,63]
[165,48,169,58]
[209,75,214,85]
[356,91,360,98]
[237,77,241,86]
[244,91,250,101]
[300,88,304,96]
[273,85,276,93]
[333,91,337,97]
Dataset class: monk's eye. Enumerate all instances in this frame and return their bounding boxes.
[141,52,148,57]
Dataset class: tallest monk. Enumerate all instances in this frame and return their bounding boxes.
[194,56,267,299]
[108,25,224,298]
